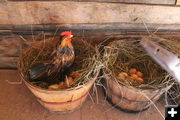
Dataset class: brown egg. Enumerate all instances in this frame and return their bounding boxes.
[65,77,74,87]
[136,77,144,83]
[136,71,143,77]
[70,72,80,79]
[131,74,138,79]
[48,84,59,90]
[118,72,128,80]
[128,76,134,81]
[129,68,137,74]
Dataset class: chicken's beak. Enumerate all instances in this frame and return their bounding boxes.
[70,35,73,38]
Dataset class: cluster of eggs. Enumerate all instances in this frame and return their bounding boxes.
[48,72,80,89]
[118,68,144,83]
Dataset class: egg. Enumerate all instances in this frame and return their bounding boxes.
[128,76,134,81]
[136,71,143,77]
[65,76,74,87]
[129,68,137,74]
[48,84,59,89]
[131,74,138,79]
[136,77,144,83]
[118,72,128,79]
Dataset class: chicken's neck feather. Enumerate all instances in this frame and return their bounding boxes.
[59,37,72,48]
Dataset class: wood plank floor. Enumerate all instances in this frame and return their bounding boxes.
[0,70,165,120]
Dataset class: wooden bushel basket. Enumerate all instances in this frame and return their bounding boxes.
[22,73,98,112]
[18,37,99,112]
[104,71,171,113]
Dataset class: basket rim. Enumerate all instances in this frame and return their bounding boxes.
[103,69,172,93]
[21,70,99,93]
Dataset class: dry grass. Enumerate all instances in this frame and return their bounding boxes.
[146,35,180,56]
[103,38,174,89]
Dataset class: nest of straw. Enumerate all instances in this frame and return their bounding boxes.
[18,37,100,89]
[147,36,180,56]
[103,38,174,90]
[168,83,180,105]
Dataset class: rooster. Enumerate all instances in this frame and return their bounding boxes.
[28,31,75,81]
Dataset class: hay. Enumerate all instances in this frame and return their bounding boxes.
[18,37,101,89]
[103,38,174,89]
[146,35,180,56]
[168,83,180,105]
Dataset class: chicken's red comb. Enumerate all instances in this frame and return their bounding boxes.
[60,31,72,36]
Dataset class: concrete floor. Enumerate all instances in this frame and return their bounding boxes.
[0,70,165,120]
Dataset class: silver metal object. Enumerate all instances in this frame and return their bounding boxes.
[140,38,180,83]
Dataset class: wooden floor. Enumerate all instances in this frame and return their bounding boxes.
[0,70,165,120]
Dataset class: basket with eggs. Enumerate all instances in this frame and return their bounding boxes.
[103,38,173,112]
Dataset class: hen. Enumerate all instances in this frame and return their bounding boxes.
[28,31,75,81]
